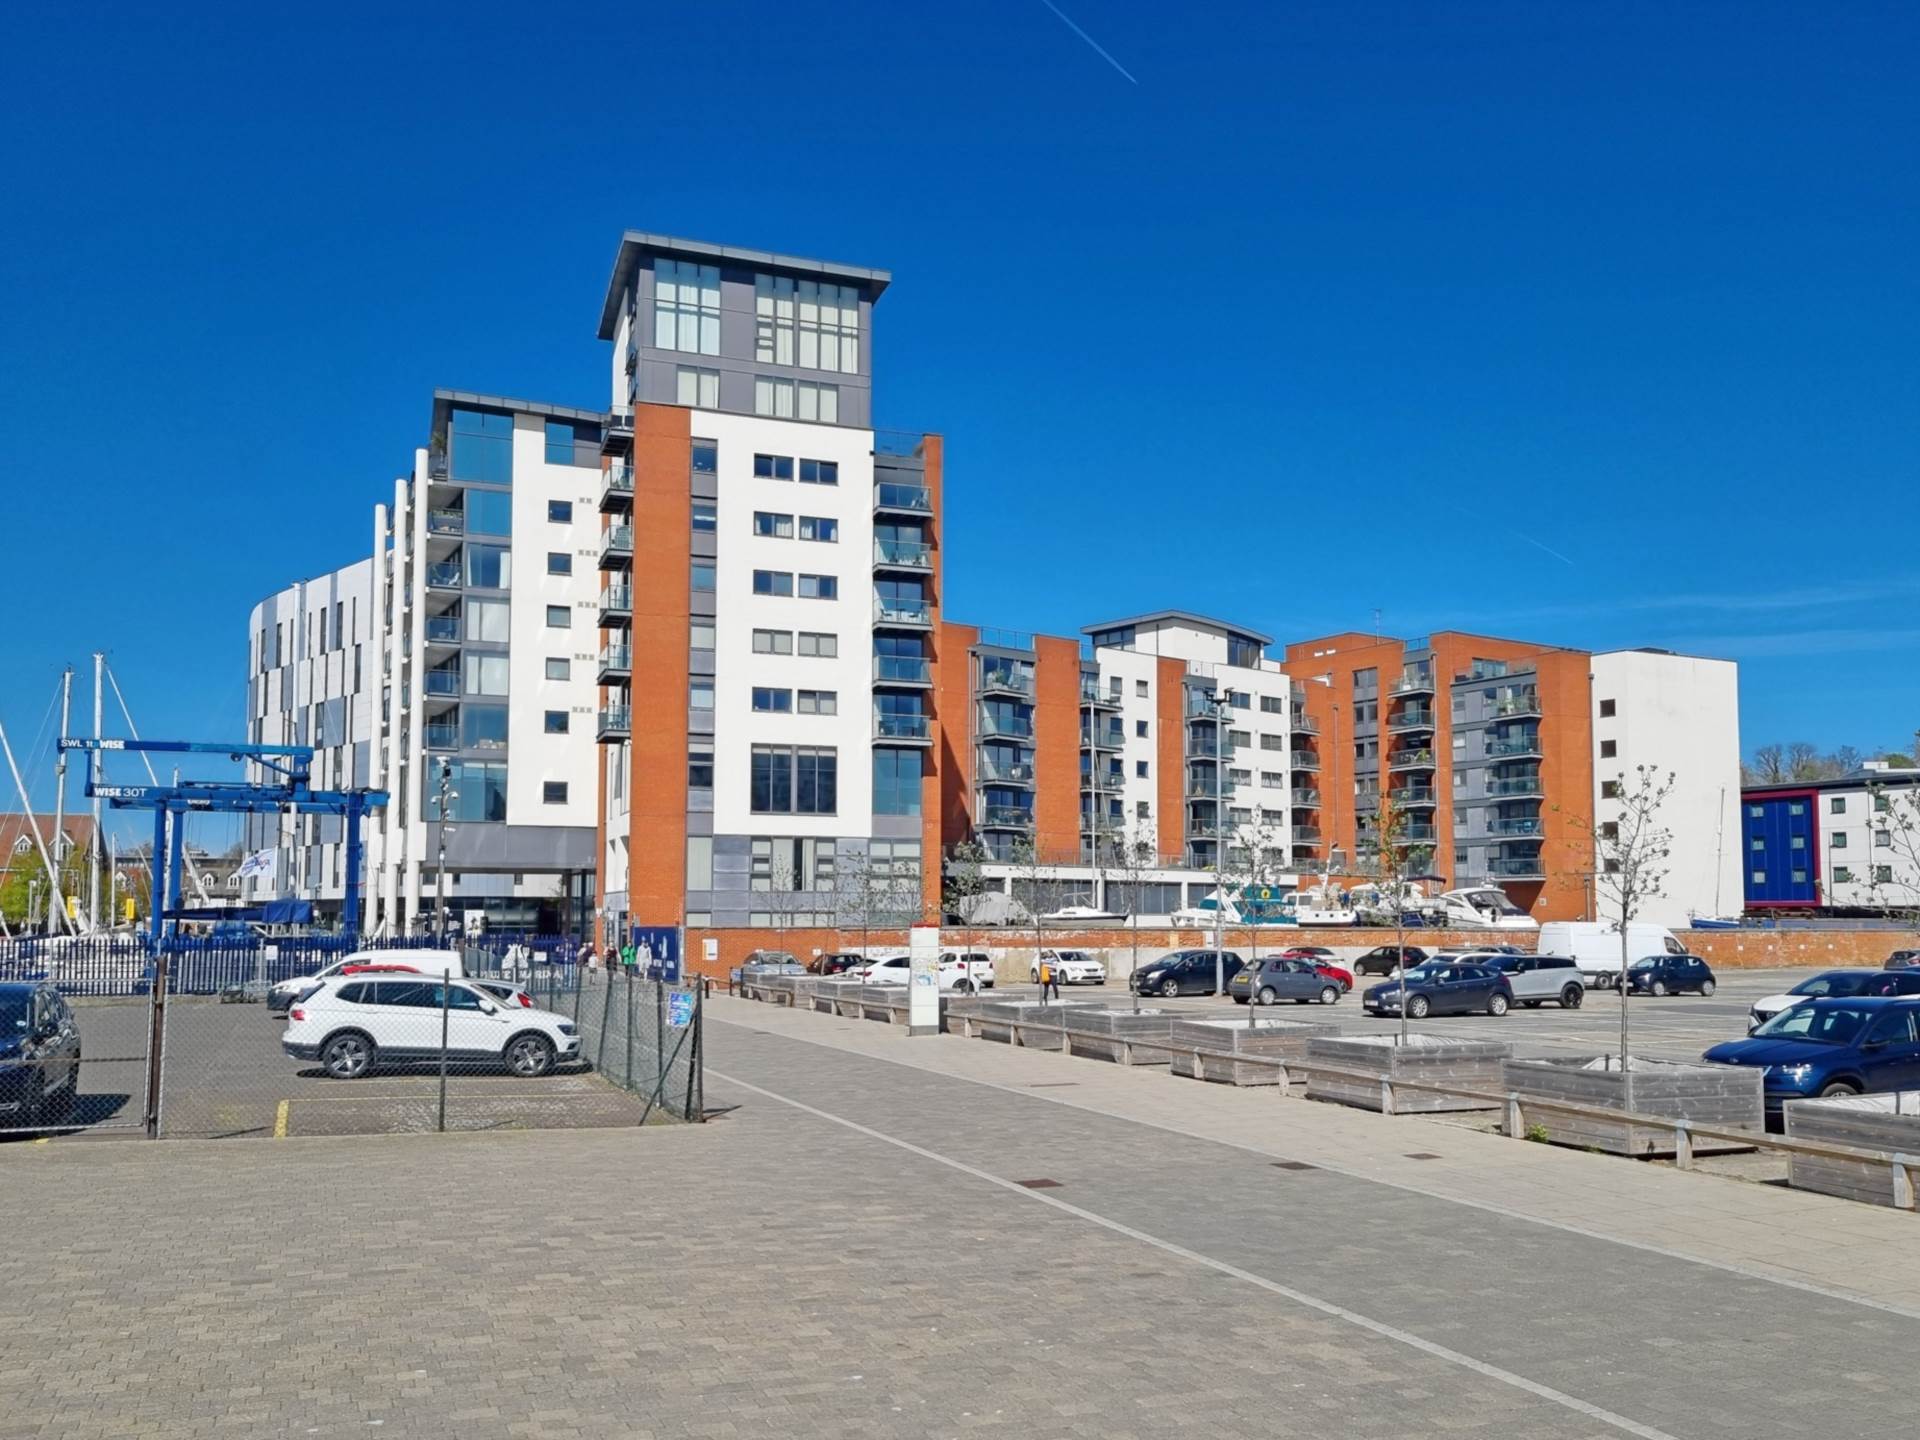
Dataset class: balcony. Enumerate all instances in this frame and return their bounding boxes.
[1292,825,1321,845]
[976,756,1034,786]
[1388,708,1436,732]
[1392,670,1437,697]
[596,705,631,741]
[1290,712,1319,734]
[1081,682,1123,710]
[1185,773,1230,799]
[425,562,462,590]
[427,448,449,481]
[602,408,634,453]
[426,508,464,537]
[1082,724,1124,751]
[1404,825,1438,843]
[1486,734,1544,759]
[1185,692,1226,719]
[600,464,634,512]
[1487,856,1546,880]
[1486,775,1545,799]
[423,614,461,646]
[874,655,932,687]
[1391,787,1438,807]
[598,524,634,570]
[874,713,932,745]
[874,595,934,629]
[597,643,632,682]
[1291,788,1321,807]
[424,723,458,752]
[423,670,460,698]
[1082,769,1125,793]
[874,481,933,516]
[598,582,632,627]
[978,665,1036,700]
[978,805,1035,832]
[1487,817,1543,838]
[873,536,932,571]
[1289,749,1322,772]
[1492,694,1543,718]
[980,711,1035,741]
[1387,748,1436,771]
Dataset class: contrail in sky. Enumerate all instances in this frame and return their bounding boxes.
[1515,533,1577,567]
[1036,0,1138,84]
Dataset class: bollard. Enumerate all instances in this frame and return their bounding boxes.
[1273,1062,1290,1092]
[1673,1121,1694,1171]
[1893,1154,1916,1210]
[1380,1076,1395,1115]
[1504,1092,1524,1139]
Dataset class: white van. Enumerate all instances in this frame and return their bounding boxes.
[267,948,466,1014]
[1536,923,1687,991]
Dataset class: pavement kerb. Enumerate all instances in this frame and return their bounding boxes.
[708,993,1920,1319]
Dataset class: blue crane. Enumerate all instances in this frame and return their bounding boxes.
[60,738,388,948]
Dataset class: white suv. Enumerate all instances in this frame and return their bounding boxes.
[282,975,580,1079]
[267,948,464,1015]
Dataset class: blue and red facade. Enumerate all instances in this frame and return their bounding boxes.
[1740,786,1821,909]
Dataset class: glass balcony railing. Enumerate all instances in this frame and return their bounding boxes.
[979,665,1036,698]
[979,804,1034,829]
[977,757,1034,784]
[1492,694,1542,717]
[1291,788,1321,807]
[875,482,932,513]
[427,509,464,536]
[874,595,933,626]
[873,537,932,568]
[1292,825,1321,844]
[1404,825,1438,843]
[1289,750,1322,771]
[875,713,931,741]
[980,712,1034,740]
[1487,776,1544,797]
[597,705,632,737]
[1082,726,1124,749]
[874,655,932,685]
[1488,857,1546,878]
[1185,693,1225,719]
[1290,712,1319,734]
[1487,817,1543,837]
[1082,770,1124,791]
[599,583,633,614]
[423,615,460,643]
[598,644,632,673]
[1486,735,1543,757]
[1387,748,1436,769]
[601,465,634,500]
[425,562,462,589]
[424,724,458,751]
[600,524,634,555]
[1388,708,1436,732]
[424,671,460,697]
[1081,682,1122,707]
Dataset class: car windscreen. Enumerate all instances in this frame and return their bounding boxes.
[1752,1004,1875,1045]
[1791,974,1869,998]
[1397,965,1443,983]
[0,995,31,1034]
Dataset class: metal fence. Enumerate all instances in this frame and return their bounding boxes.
[0,935,700,1140]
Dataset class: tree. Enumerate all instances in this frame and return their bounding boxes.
[1593,766,1675,1085]
[1005,834,1060,996]
[1747,744,1786,785]
[1785,741,1829,781]
[1104,821,1159,1012]
[1363,790,1428,1045]
[836,846,922,964]
[1232,820,1286,1027]
[940,839,990,929]
[1861,783,1920,935]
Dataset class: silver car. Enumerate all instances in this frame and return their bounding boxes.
[1472,953,1584,1009]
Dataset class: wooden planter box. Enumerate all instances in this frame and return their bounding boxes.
[758,975,818,1007]
[974,1000,1099,1049]
[1786,1092,1920,1208]
[808,980,863,1016]
[1502,1055,1763,1157]
[1305,1033,1511,1113]
[1060,1008,1177,1066]
[858,985,907,1022]
[1170,1018,1336,1085]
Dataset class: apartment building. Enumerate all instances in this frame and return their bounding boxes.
[1742,764,1920,913]
[592,233,938,944]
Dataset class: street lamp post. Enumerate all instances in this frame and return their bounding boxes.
[1212,691,1228,1000]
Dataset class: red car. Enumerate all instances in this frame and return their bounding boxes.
[1280,947,1352,992]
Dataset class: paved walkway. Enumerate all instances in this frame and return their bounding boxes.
[4,996,1916,1440]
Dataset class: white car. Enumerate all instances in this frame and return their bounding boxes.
[856,954,995,992]
[1747,968,1920,1031]
[1030,949,1106,986]
[281,974,579,1079]
[267,948,464,1014]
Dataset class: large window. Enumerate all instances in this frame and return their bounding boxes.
[753,569,794,596]
[798,280,860,373]
[449,408,513,485]
[465,543,511,589]
[753,628,794,655]
[754,453,794,481]
[752,687,793,713]
[797,573,838,600]
[874,749,922,816]
[463,654,509,696]
[799,458,838,485]
[465,599,509,643]
[544,419,598,463]
[653,259,719,355]
[754,511,795,538]
[798,631,837,657]
[675,366,719,408]
[755,274,796,365]
[466,489,513,536]
[461,704,508,750]
[751,745,837,814]
[426,761,507,822]
[755,379,841,424]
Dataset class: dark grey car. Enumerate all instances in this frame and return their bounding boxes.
[1228,957,1343,1007]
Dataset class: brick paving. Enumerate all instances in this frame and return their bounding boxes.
[4,999,1917,1439]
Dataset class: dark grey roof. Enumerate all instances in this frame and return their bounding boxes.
[431,389,609,428]
[1743,767,1920,796]
[597,230,893,339]
[1081,610,1273,646]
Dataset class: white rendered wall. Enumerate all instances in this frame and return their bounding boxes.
[1817,782,1920,908]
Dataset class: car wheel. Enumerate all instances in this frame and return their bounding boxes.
[1407,995,1430,1019]
[1651,980,1668,997]
[955,979,975,994]
[1561,986,1583,1009]
[1029,969,1039,984]
[1522,999,1542,1008]
[320,1032,374,1080]
[1317,985,1339,1006]
[1258,986,1277,1005]
[1160,979,1180,998]
[505,1033,556,1078]
[1488,993,1510,1017]
[1699,980,1716,997]
[1818,1080,1860,1098]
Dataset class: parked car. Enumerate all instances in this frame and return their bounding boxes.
[0,982,82,1126]
[1362,963,1513,1019]
[1537,922,1687,991]
[1883,950,1920,971]
[941,951,999,990]
[1748,969,1920,1030]
[1703,997,1920,1123]
[268,948,463,1015]
[856,953,995,991]
[740,950,806,974]
[282,976,580,1079]
[1354,945,1429,977]
[1031,949,1106,986]
[1472,953,1585,1009]
[470,978,536,1009]
[1228,957,1342,1006]
[1433,943,1525,958]
[811,952,865,975]
[1130,950,1245,998]
[1278,947,1354,991]
[1625,954,1716,996]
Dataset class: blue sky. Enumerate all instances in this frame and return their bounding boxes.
[3,0,1918,835]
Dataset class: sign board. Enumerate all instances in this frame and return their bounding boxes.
[631,925,682,983]
[667,991,694,1029]
[907,924,941,1035]
[702,937,719,964]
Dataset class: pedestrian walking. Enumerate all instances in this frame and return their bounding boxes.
[1039,953,1059,1002]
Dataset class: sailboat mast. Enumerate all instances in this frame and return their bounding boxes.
[50,665,72,931]
[89,652,103,930]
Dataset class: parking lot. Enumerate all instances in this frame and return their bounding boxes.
[6,991,654,1142]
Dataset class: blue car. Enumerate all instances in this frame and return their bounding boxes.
[1702,996,1920,1125]
[0,982,83,1128]
[1362,962,1513,1019]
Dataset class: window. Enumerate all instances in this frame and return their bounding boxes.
[686,835,714,890]
[753,628,794,655]
[545,658,570,681]
[754,453,794,481]
[1875,794,1892,813]
[690,679,714,710]
[1137,680,1150,697]
[873,749,922,816]
[544,421,582,465]
[1228,691,1250,710]
[797,279,860,373]
[1832,832,1848,849]
[1136,801,1150,819]
[691,501,716,533]
[542,782,568,805]
[466,599,509,643]
[752,687,793,713]
[1599,699,1616,718]
[1749,836,1764,851]
[545,605,570,629]
[798,689,837,715]
[1137,761,1150,778]
[449,407,513,485]
[754,274,796,364]
[1831,796,1847,815]
[798,631,837,657]
[752,745,838,814]
[690,622,716,650]
[544,711,568,735]
[465,543,511,589]
[1791,835,1806,850]
[798,515,838,542]
[426,760,508,822]
[754,376,794,418]
[1834,865,1853,884]
[753,569,793,596]
[464,491,510,538]
[654,258,719,355]
[1876,865,1895,884]
[675,366,719,408]
[688,746,714,789]
[1261,770,1282,787]
[754,511,795,539]
[547,500,573,525]
[691,563,716,592]
[1877,829,1892,847]
[1600,780,1621,799]
[1751,870,1766,885]
[1788,801,1806,815]
[691,441,717,474]
[799,458,838,485]
[463,654,509,696]
[1749,804,1763,817]
[1260,734,1285,751]
[461,704,508,749]
[1260,695,1283,713]
[1229,729,1251,748]
[1135,720,1148,738]
[1599,739,1616,758]
[798,573,838,599]
[1792,869,1808,884]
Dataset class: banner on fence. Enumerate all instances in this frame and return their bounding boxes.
[630,925,681,983]
[667,991,693,1028]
